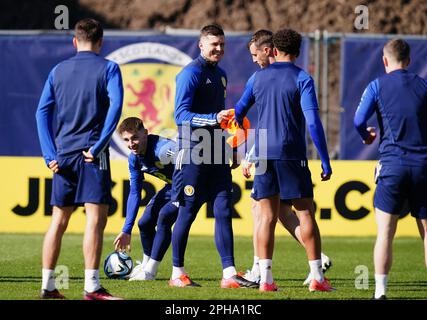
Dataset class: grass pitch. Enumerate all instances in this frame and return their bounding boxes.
[0,234,425,300]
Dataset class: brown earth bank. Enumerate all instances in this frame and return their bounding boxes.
[1,0,426,34]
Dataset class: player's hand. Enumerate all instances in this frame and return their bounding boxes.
[48,160,59,173]
[363,127,377,145]
[321,163,332,181]
[242,160,253,178]
[216,109,233,124]
[82,148,95,163]
[113,232,131,252]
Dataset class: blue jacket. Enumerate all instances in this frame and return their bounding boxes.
[174,55,227,149]
[36,51,123,164]
[354,69,427,165]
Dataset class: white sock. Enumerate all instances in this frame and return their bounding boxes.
[222,266,237,279]
[172,266,186,280]
[374,274,388,298]
[41,269,56,291]
[321,252,328,263]
[259,259,273,284]
[84,269,101,293]
[309,259,324,282]
[252,256,260,274]
[142,254,150,268]
[144,259,160,276]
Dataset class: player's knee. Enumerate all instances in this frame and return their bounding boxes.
[178,200,199,220]
[52,218,69,234]
[158,207,177,228]
[213,198,233,220]
[138,214,156,232]
[85,213,107,232]
[260,213,278,225]
[157,215,173,230]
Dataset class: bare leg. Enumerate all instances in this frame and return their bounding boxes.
[278,203,304,247]
[374,208,399,275]
[416,218,427,268]
[251,199,260,257]
[42,206,74,269]
[292,198,321,260]
[83,203,108,269]
[243,199,262,282]
[373,208,399,298]
[257,195,279,259]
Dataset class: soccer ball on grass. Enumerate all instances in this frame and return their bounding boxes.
[103,251,133,279]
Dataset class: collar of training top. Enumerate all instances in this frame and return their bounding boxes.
[198,54,217,68]
[75,50,99,57]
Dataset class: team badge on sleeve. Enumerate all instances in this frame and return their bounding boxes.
[184,185,195,196]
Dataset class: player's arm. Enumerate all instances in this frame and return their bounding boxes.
[157,139,176,167]
[234,73,256,127]
[35,67,58,171]
[115,155,144,251]
[174,68,223,127]
[299,73,332,181]
[354,80,378,144]
[88,61,124,160]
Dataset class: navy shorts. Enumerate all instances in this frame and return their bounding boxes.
[51,151,112,207]
[251,159,313,201]
[176,162,232,203]
[374,162,427,219]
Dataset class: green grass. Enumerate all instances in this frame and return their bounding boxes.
[0,234,425,300]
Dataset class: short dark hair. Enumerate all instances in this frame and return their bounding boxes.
[384,38,410,63]
[247,29,273,50]
[74,18,103,44]
[273,29,302,57]
[118,117,145,135]
[200,24,224,38]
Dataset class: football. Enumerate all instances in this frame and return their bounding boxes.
[103,251,133,279]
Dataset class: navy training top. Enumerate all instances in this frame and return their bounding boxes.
[36,51,124,164]
[123,135,177,234]
[235,62,331,173]
[354,69,427,166]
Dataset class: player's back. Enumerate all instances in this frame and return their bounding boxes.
[52,51,112,156]
[253,62,312,160]
[376,70,427,165]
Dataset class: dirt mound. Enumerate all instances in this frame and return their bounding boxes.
[2,0,425,34]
